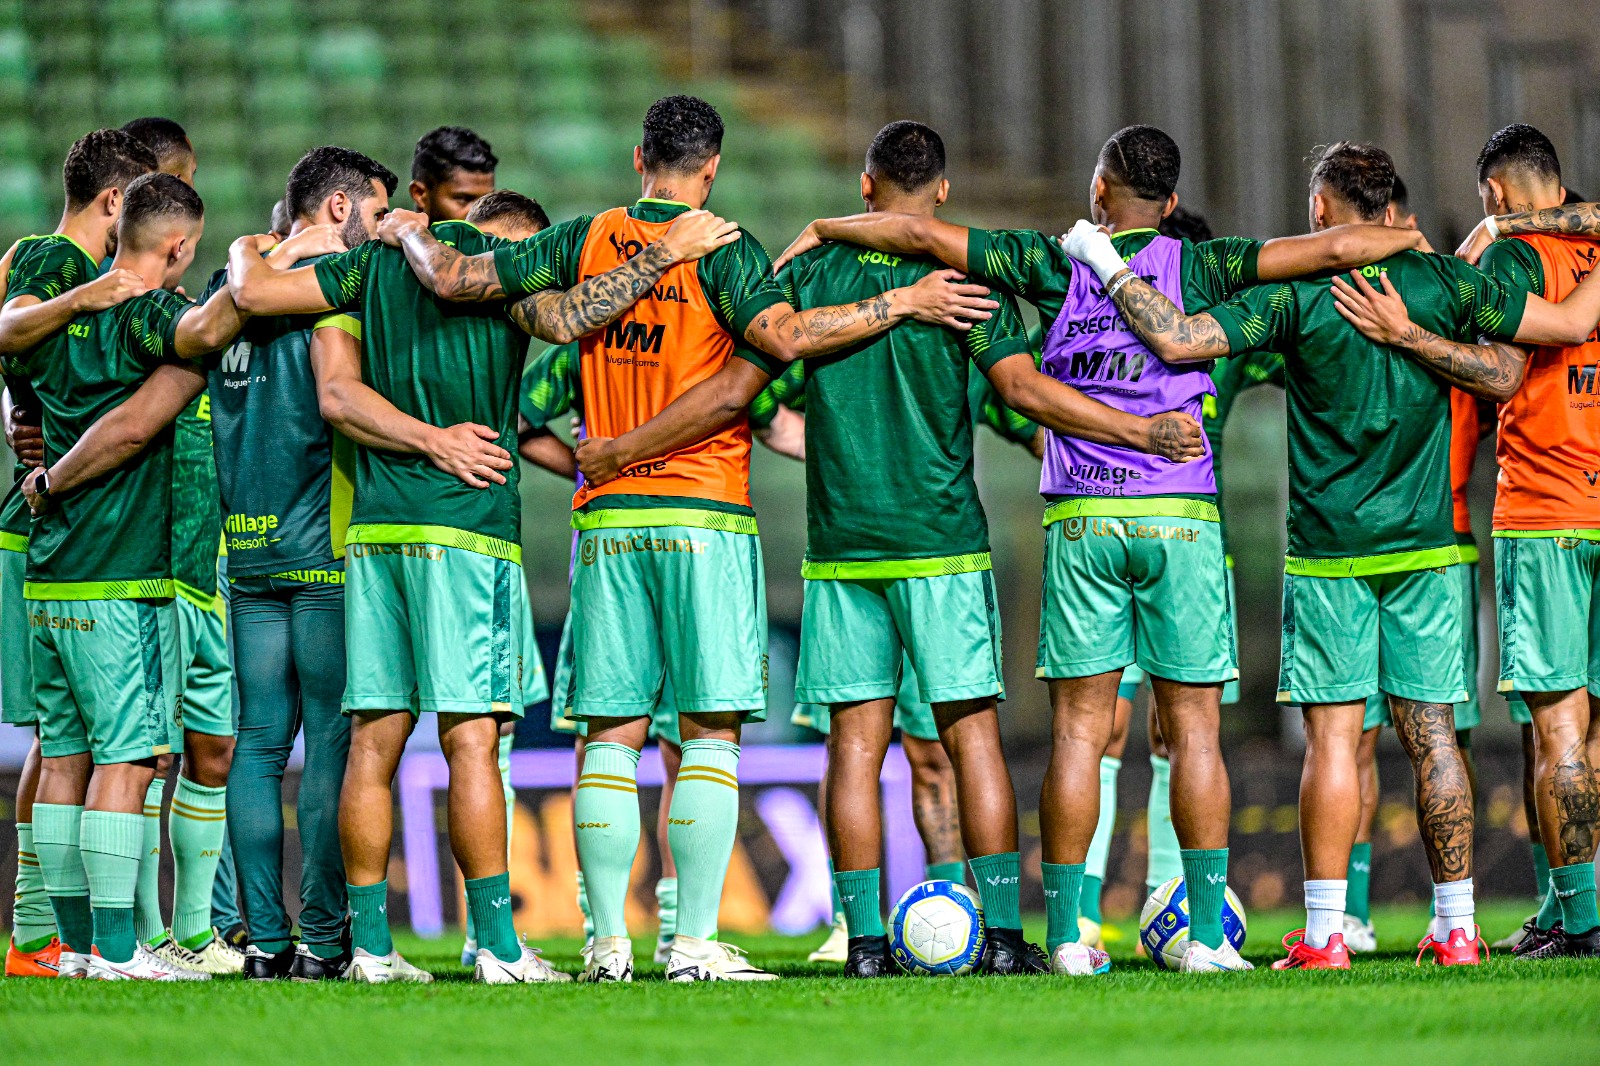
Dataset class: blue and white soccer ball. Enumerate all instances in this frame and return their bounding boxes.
[889,880,987,976]
[1139,875,1247,970]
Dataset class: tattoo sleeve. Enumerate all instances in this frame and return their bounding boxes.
[397,227,505,301]
[746,292,901,360]
[507,240,679,344]
[1499,202,1600,238]
[1390,325,1529,400]
[1389,698,1474,883]
[1107,271,1231,361]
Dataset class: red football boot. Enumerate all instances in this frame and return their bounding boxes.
[1271,929,1352,970]
[1416,926,1485,966]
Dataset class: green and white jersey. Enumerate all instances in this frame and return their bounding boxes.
[966,227,1263,334]
[313,221,528,561]
[171,389,222,605]
[1208,252,1527,575]
[18,287,196,598]
[206,262,355,579]
[779,241,1032,576]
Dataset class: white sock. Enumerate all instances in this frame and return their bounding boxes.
[1304,879,1347,949]
[1432,878,1475,940]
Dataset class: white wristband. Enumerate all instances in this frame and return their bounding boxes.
[1484,215,1502,241]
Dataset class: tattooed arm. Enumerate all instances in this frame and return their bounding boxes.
[771,214,971,274]
[1330,271,1530,401]
[1457,202,1600,264]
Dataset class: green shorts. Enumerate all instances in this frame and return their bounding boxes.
[176,592,234,737]
[570,525,766,720]
[550,608,680,745]
[796,570,1003,707]
[791,649,941,742]
[1496,534,1600,699]
[1,544,36,725]
[1036,504,1236,684]
[343,542,529,718]
[1278,566,1466,706]
[31,598,184,763]
[1117,560,1242,704]
[518,588,549,710]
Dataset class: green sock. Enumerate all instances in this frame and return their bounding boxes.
[469,735,514,945]
[1043,862,1085,951]
[1552,862,1600,935]
[1146,756,1181,890]
[1536,877,1561,931]
[1346,841,1373,924]
[169,777,227,949]
[11,823,58,951]
[1086,756,1120,882]
[968,852,1022,930]
[464,872,519,962]
[135,778,165,946]
[1082,874,1103,924]
[574,743,641,940]
[833,868,884,938]
[348,880,393,957]
[1532,843,1551,900]
[80,810,145,964]
[828,860,842,921]
[32,802,93,953]
[1181,848,1229,951]
[575,870,594,940]
[668,739,741,940]
[656,876,678,941]
[926,861,967,886]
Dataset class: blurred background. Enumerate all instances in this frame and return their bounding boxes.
[1,0,1593,930]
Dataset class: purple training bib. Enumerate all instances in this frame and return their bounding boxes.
[1039,234,1216,498]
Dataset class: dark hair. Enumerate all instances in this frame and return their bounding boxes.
[411,126,497,187]
[120,117,192,168]
[641,95,724,174]
[1477,123,1561,185]
[465,189,551,233]
[1099,125,1181,202]
[62,129,158,211]
[1390,173,1409,212]
[1158,204,1213,243]
[286,146,397,222]
[865,121,946,193]
[269,198,291,234]
[1309,141,1395,221]
[119,172,204,249]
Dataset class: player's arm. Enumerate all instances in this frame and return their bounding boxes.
[309,323,512,489]
[1456,202,1600,264]
[2,387,42,468]
[21,362,206,511]
[1254,224,1425,280]
[228,234,337,315]
[516,417,577,478]
[772,214,972,274]
[262,224,347,270]
[173,284,249,358]
[754,403,806,461]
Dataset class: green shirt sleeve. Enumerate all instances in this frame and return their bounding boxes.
[7,238,89,303]
[492,217,592,300]
[312,241,379,311]
[701,230,788,378]
[961,288,1033,373]
[966,228,1073,308]
[122,290,194,367]
[1441,254,1528,341]
[1184,236,1263,307]
[1478,238,1545,299]
[519,342,581,427]
[1208,282,1299,356]
[747,360,806,430]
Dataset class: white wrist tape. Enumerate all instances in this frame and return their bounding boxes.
[1484,215,1502,241]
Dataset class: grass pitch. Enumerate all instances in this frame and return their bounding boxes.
[4,900,1595,1065]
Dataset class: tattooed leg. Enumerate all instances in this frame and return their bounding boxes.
[934,697,1018,859]
[1389,697,1473,882]
[1526,688,1599,867]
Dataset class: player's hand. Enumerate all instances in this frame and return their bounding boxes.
[71,268,149,313]
[21,465,51,515]
[1144,411,1205,463]
[1454,218,1497,265]
[575,436,630,486]
[899,269,997,331]
[1059,220,1126,284]
[377,209,430,248]
[771,221,825,274]
[422,422,512,488]
[6,411,43,467]
[754,402,806,461]
[270,223,347,266]
[1331,270,1414,347]
[658,209,740,264]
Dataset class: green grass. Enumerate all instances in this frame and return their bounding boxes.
[3,901,1595,1065]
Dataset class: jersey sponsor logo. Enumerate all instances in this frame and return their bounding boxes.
[1088,518,1201,542]
[1067,348,1149,384]
[348,542,447,561]
[28,607,96,631]
[66,321,90,338]
[579,537,598,566]
[575,822,611,829]
[220,339,251,375]
[1059,516,1088,541]
[647,281,690,304]
[1568,363,1600,396]
[1055,314,1122,339]
[603,319,665,356]
[607,232,648,261]
[1062,463,1145,488]
[667,817,696,826]
[226,512,279,534]
[594,533,708,558]
[610,459,671,483]
[856,250,902,268]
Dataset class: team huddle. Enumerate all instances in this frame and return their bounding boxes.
[4,93,1600,984]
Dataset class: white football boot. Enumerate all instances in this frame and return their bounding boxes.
[666,935,778,982]
[158,931,244,974]
[807,913,848,963]
[88,944,210,981]
[1342,914,1378,953]
[1050,941,1112,975]
[654,932,675,964]
[1179,939,1254,973]
[1077,916,1105,952]
[56,951,92,978]
[344,948,433,983]
[474,942,572,984]
[577,935,633,983]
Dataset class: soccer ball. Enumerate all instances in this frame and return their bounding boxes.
[1139,875,1247,970]
[889,880,987,976]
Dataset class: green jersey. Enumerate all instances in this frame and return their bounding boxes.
[779,241,1032,575]
[313,221,528,560]
[1208,252,1527,575]
[18,287,196,598]
[171,389,222,601]
[1478,237,1545,299]
[748,360,807,431]
[519,341,582,429]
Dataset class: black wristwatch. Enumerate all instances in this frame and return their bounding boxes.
[31,467,48,498]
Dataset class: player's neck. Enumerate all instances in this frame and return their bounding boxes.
[865,195,935,217]
[1098,206,1164,235]
[1497,183,1562,214]
[109,249,171,291]
[55,209,110,262]
[638,172,707,210]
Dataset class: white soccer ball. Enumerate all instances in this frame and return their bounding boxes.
[889,880,987,976]
[1139,875,1248,971]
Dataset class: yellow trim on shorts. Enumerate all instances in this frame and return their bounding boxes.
[1283,544,1461,577]
[1043,497,1220,527]
[800,553,991,580]
[346,523,522,564]
[1493,528,1600,541]
[572,507,758,535]
[175,581,224,619]
[24,578,176,601]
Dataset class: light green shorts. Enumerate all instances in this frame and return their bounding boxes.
[796,570,1003,706]
[1036,505,1236,684]
[791,649,941,742]
[550,609,680,744]
[570,525,766,720]
[176,593,234,737]
[1279,566,1466,706]
[31,597,184,762]
[1366,560,1484,730]
[1116,559,1242,704]
[343,543,529,718]
[1496,534,1600,699]
[518,588,549,710]
[1,544,36,725]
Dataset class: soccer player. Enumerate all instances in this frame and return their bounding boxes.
[409,125,496,222]
[1073,140,1600,968]
[0,129,157,978]
[208,146,397,980]
[120,117,196,186]
[15,172,249,980]
[777,125,1423,973]
[227,167,740,984]
[1344,127,1600,958]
